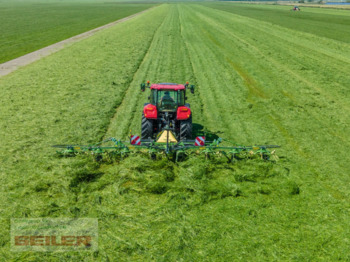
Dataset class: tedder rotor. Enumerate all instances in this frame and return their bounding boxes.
[53,81,280,162]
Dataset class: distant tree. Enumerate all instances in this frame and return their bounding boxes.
[298,0,304,3]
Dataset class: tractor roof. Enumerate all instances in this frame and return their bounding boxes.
[150,83,185,91]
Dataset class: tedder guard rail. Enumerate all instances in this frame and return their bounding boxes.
[52,130,281,163]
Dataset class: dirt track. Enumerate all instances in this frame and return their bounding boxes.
[0,7,154,78]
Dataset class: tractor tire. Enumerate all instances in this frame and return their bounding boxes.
[180,116,192,141]
[141,113,153,139]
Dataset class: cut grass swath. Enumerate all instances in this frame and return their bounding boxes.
[1,3,350,261]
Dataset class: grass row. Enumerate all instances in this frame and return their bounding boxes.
[178,4,350,259]
[0,0,154,63]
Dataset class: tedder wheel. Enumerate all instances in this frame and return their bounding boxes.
[180,115,192,141]
[141,113,153,139]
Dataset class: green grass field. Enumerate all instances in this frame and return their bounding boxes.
[1,3,350,261]
[0,0,154,63]
[204,2,350,43]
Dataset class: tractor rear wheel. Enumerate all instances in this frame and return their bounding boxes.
[141,113,153,139]
[180,116,192,141]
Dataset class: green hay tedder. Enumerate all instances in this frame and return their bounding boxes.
[53,82,280,162]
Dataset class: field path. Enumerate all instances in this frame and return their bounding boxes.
[0,6,156,78]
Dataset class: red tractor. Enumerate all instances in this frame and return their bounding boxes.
[140,82,195,141]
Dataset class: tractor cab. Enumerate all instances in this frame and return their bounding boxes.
[150,83,186,112]
[140,82,195,140]
[158,90,177,111]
